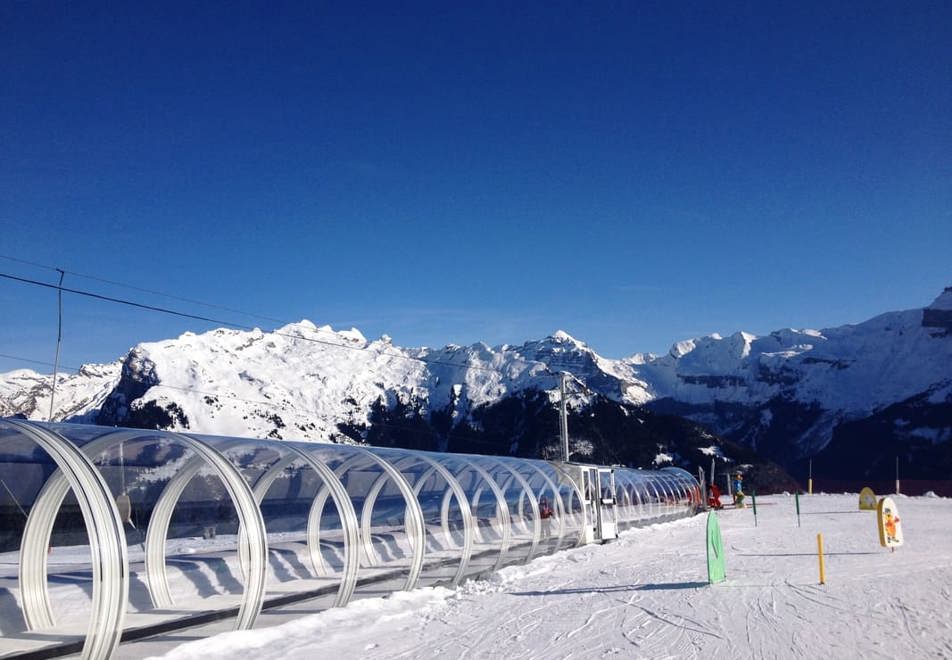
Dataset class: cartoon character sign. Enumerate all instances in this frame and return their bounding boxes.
[877,497,903,548]
[859,487,877,510]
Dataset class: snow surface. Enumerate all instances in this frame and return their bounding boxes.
[148,494,952,660]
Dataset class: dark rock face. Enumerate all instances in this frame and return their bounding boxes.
[96,349,159,426]
[923,287,952,332]
[95,350,189,430]
[808,386,952,483]
[362,388,797,492]
[118,400,190,430]
[922,308,952,331]
[651,386,952,495]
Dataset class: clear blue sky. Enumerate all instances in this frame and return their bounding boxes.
[1,1,950,373]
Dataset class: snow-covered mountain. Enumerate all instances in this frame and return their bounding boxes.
[633,288,952,466]
[2,287,950,482]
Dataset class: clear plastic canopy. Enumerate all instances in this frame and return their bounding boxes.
[0,419,699,659]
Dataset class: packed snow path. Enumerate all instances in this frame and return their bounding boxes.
[152,494,952,660]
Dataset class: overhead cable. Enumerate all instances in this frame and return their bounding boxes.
[0,271,564,376]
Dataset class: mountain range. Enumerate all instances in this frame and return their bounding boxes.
[2,287,950,490]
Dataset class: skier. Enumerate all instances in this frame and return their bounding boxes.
[708,483,724,509]
[539,496,555,538]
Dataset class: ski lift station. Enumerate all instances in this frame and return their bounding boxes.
[0,419,700,659]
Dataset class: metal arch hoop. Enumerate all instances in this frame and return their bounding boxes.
[545,462,587,547]
[369,451,475,586]
[18,427,147,632]
[662,468,698,509]
[451,458,512,572]
[480,458,541,563]
[499,460,568,547]
[406,465,459,549]
[611,472,634,527]
[236,445,361,608]
[141,432,268,631]
[304,453,372,575]
[611,471,634,523]
[7,420,129,660]
[626,473,647,520]
[14,426,263,623]
[281,444,361,607]
[645,477,661,518]
[331,447,427,591]
[657,473,681,513]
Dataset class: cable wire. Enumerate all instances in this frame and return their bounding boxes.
[0,253,288,325]
[0,270,566,376]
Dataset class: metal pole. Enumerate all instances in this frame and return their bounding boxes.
[895,456,900,495]
[698,467,706,509]
[559,372,570,463]
[48,269,65,422]
[808,458,813,495]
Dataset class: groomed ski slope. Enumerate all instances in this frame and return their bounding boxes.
[151,494,952,660]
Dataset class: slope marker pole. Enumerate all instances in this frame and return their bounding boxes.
[751,489,757,527]
[817,533,826,585]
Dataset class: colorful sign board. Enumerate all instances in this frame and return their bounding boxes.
[877,497,903,548]
[706,511,726,584]
[859,487,877,510]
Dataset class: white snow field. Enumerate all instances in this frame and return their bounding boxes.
[149,493,952,660]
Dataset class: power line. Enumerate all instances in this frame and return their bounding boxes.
[0,270,560,377]
[0,253,289,325]
[0,263,593,447]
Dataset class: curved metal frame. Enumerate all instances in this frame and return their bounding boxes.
[449,458,513,571]
[142,432,268,631]
[238,443,361,607]
[7,420,129,660]
[1,420,700,660]
[370,451,475,586]
[480,458,541,563]
[317,447,427,591]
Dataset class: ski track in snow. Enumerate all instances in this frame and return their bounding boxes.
[149,494,952,660]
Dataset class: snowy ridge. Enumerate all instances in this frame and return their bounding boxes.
[0,361,121,423]
[0,289,949,467]
[630,306,952,414]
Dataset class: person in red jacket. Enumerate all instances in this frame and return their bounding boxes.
[708,483,724,509]
[539,496,555,538]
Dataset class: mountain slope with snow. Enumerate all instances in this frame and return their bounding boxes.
[637,288,952,475]
[1,287,949,483]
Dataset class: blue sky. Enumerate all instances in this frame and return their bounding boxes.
[1,1,950,372]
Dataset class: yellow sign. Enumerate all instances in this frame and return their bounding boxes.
[877,497,903,548]
[859,487,877,510]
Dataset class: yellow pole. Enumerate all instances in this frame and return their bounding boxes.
[817,533,826,585]
[808,478,813,495]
